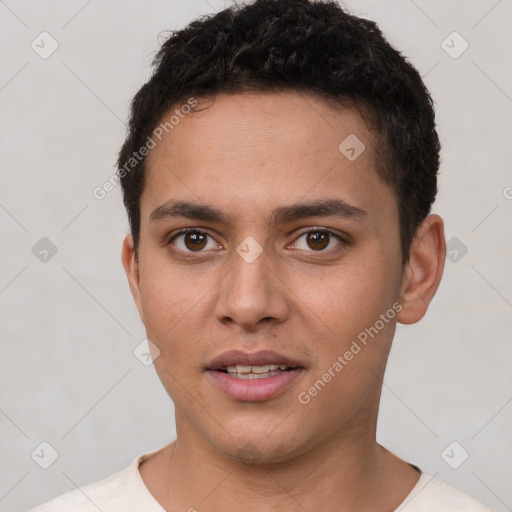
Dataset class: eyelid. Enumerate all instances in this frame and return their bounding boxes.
[293,226,346,239]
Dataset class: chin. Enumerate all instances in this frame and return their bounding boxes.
[213,428,312,466]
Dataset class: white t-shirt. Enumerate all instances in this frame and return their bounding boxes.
[27,450,493,512]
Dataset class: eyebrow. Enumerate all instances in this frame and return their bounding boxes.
[149,198,367,226]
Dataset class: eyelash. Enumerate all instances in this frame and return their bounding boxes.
[166,227,347,255]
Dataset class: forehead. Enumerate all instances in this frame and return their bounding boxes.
[141,91,394,225]
[148,91,374,163]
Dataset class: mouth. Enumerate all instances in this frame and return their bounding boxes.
[206,350,305,401]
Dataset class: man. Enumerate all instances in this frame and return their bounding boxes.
[29,0,493,510]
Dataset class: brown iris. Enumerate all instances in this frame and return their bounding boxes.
[306,231,330,250]
[184,231,208,251]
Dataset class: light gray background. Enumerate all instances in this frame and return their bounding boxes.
[1,1,511,511]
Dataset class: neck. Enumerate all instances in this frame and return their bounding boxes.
[141,415,419,512]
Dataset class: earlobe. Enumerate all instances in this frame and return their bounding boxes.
[121,234,145,324]
[397,214,446,325]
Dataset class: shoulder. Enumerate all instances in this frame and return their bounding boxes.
[26,464,133,512]
[396,471,494,512]
[27,472,123,511]
[26,451,161,512]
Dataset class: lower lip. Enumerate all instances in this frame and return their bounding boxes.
[207,369,303,402]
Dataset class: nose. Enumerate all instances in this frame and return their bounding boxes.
[214,240,289,333]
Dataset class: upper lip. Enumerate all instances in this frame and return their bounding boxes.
[207,350,304,371]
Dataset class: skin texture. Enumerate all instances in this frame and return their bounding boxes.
[122,91,446,511]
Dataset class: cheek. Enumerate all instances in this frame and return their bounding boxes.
[138,265,204,365]
[293,250,401,396]
[139,251,205,328]
[296,258,399,340]
[295,300,397,433]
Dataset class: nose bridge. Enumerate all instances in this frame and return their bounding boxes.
[215,236,287,329]
[228,238,272,306]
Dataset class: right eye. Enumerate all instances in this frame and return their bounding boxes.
[168,228,221,253]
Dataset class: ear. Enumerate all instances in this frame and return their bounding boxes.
[397,214,446,325]
[121,234,145,324]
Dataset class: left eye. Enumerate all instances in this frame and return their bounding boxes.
[293,230,343,251]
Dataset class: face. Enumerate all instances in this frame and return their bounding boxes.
[123,92,420,463]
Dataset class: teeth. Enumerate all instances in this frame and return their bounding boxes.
[251,365,270,374]
[224,364,290,374]
[234,372,277,380]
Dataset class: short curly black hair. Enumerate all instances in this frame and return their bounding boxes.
[117,0,440,263]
